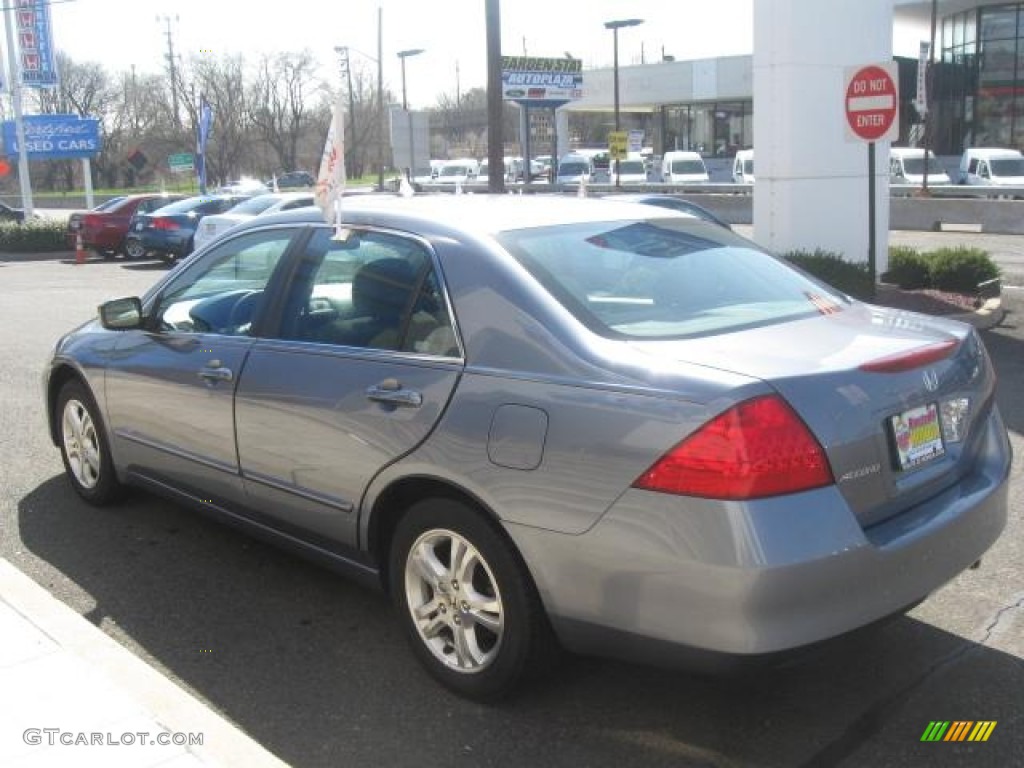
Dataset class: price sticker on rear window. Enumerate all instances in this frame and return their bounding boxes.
[891,403,944,470]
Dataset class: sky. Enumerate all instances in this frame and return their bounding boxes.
[48,0,926,108]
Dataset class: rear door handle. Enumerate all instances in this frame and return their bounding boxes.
[198,359,233,383]
[366,379,422,408]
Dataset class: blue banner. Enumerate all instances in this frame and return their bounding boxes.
[195,96,213,193]
[16,0,59,88]
[2,116,101,158]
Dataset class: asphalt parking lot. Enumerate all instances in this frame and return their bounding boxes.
[1,253,1021,768]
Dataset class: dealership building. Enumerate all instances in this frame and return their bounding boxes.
[559,1,1024,158]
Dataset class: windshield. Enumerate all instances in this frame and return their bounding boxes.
[94,197,127,212]
[440,165,470,177]
[228,196,281,215]
[743,159,754,175]
[497,219,846,340]
[559,162,589,176]
[990,157,1024,177]
[671,159,706,175]
[618,161,646,174]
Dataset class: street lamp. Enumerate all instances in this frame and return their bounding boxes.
[604,18,643,187]
[397,48,425,183]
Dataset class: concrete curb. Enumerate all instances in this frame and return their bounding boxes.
[949,296,1005,332]
[0,559,289,768]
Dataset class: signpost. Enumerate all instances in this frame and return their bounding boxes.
[168,152,195,174]
[844,62,899,297]
[608,131,628,161]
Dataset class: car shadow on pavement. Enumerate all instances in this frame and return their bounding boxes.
[17,475,1024,768]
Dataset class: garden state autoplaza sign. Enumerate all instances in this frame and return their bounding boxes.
[2,115,101,159]
[502,56,583,108]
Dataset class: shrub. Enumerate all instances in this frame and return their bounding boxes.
[0,218,69,252]
[927,246,1000,293]
[783,248,875,301]
[883,246,931,289]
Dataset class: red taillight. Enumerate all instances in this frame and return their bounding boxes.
[859,339,958,373]
[633,395,833,500]
[152,218,180,231]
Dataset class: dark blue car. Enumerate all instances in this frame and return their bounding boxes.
[125,194,252,263]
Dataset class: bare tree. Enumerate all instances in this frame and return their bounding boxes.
[248,51,319,174]
[188,54,253,185]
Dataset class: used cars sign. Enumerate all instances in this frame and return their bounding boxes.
[2,115,101,159]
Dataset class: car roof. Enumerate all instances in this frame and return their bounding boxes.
[244,194,683,237]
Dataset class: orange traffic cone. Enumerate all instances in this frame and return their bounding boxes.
[75,232,86,264]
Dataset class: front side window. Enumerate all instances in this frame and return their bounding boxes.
[153,228,298,335]
[498,219,848,340]
[279,228,458,356]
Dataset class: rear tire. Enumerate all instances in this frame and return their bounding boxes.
[390,498,557,701]
[56,380,124,505]
[125,238,146,260]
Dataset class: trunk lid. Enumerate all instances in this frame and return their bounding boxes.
[628,303,996,527]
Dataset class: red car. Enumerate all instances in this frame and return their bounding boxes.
[71,193,185,259]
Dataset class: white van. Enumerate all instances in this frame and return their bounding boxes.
[556,154,593,186]
[890,147,950,186]
[612,155,649,185]
[436,158,479,186]
[732,149,754,184]
[661,151,709,184]
[958,147,1024,185]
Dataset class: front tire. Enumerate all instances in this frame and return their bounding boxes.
[390,498,556,701]
[57,380,123,505]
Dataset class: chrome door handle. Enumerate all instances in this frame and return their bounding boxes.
[198,364,233,383]
[366,382,423,408]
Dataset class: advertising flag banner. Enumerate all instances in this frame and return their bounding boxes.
[315,94,348,239]
[16,0,58,88]
[195,96,214,192]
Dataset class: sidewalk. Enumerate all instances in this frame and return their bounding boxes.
[0,559,289,768]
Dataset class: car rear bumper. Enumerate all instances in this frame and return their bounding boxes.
[508,405,1010,662]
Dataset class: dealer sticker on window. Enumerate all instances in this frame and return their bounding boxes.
[891,403,944,470]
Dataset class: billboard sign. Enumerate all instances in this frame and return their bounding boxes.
[16,0,59,88]
[2,115,101,158]
[502,56,583,108]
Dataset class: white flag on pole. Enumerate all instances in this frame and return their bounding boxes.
[315,93,348,240]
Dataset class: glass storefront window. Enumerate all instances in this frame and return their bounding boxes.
[981,7,1018,41]
[964,10,977,46]
[980,38,1018,83]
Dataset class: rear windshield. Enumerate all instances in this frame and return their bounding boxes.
[497,219,847,340]
[228,196,282,215]
[154,197,223,214]
[670,159,706,175]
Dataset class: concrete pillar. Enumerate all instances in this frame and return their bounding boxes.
[555,108,570,159]
[754,0,894,275]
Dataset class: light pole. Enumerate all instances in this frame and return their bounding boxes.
[604,18,643,187]
[398,48,425,183]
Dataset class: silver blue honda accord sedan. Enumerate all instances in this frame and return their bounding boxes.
[44,195,1011,700]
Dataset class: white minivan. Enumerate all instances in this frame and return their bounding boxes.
[958,147,1024,185]
[661,151,709,184]
[732,149,754,184]
[890,147,950,186]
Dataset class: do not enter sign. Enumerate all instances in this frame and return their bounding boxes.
[844,62,899,142]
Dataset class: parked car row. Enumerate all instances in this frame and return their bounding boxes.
[66,190,318,263]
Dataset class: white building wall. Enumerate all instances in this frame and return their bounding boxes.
[754,0,894,273]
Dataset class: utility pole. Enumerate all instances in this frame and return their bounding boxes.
[335,46,357,178]
[158,15,181,129]
[486,0,504,193]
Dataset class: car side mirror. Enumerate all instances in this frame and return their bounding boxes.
[99,297,144,330]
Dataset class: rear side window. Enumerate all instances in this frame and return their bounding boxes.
[498,219,848,340]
